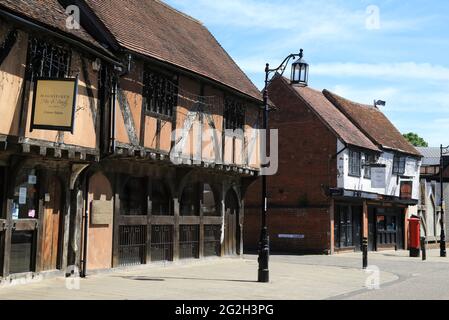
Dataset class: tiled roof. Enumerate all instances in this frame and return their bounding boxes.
[0,0,106,52]
[417,147,442,166]
[83,0,262,101]
[276,77,380,152]
[323,90,422,157]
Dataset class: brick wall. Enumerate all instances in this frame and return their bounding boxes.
[243,77,337,254]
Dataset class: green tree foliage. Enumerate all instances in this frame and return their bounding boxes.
[403,132,429,147]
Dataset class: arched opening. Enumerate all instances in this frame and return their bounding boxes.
[202,183,219,216]
[151,181,172,216]
[225,188,241,256]
[180,182,200,216]
[86,171,113,270]
[121,177,146,216]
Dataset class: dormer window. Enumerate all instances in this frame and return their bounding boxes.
[393,155,406,175]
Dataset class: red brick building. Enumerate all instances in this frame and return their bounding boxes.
[244,75,422,254]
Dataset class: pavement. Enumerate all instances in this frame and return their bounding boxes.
[0,249,447,300]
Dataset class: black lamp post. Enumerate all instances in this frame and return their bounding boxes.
[258,49,309,283]
[440,144,449,257]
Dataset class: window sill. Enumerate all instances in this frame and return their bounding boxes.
[145,111,173,122]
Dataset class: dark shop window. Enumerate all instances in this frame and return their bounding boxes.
[151,182,172,216]
[334,206,353,248]
[28,37,71,80]
[121,177,147,216]
[348,150,361,177]
[143,68,177,117]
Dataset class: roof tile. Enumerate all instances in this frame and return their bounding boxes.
[84,0,262,101]
[323,89,422,157]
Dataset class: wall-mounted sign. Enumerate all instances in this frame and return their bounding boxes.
[278,234,305,239]
[371,166,386,189]
[91,200,113,225]
[30,77,78,133]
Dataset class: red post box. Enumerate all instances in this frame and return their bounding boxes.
[408,216,421,257]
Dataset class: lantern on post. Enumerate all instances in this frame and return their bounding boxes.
[290,49,309,86]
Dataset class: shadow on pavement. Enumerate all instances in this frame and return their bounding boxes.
[117,275,257,283]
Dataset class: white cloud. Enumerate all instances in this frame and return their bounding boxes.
[166,0,422,38]
[312,62,449,81]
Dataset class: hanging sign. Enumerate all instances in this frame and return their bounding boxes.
[371,166,386,189]
[30,77,78,133]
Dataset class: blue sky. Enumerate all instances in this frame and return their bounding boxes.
[165,0,449,147]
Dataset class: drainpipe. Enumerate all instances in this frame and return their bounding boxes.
[81,172,89,278]
[110,77,117,154]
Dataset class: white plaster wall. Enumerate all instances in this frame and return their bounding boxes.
[336,139,421,200]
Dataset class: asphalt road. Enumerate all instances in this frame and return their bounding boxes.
[261,249,449,300]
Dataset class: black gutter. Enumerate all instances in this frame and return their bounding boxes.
[0,7,122,67]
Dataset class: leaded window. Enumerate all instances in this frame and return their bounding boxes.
[363,154,375,179]
[393,155,406,175]
[224,97,245,130]
[28,37,71,80]
[143,68,177,117]
[348,150,361,177]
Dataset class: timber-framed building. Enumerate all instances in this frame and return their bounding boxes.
[0,0,262,281]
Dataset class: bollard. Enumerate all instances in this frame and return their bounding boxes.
[362,237,368,269]
[421,236,426,261]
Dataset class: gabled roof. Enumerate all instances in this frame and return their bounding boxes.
[0,0,108,53]
[323,90,422,157]
[274,77,380,152]
[83,0,262,101]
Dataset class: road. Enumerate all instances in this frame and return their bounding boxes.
[266,249,449,300]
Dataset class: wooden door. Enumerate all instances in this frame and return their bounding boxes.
[41,176,61,271]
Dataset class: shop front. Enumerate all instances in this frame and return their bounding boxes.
[333,199,408,253]
[0,156,76,278]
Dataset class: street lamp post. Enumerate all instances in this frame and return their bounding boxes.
[440,144,449,257]
[258,49,309,283]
